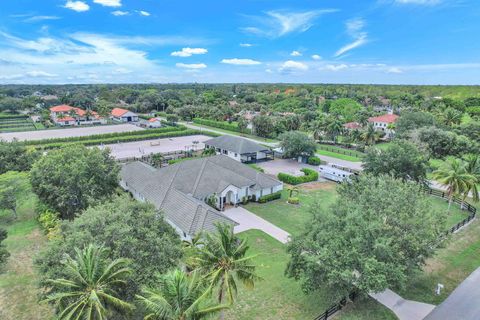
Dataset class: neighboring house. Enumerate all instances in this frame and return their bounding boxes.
[111,107,139,122]
[120,155,283,240]
[343,122,362,130]
[147,118,162,128]
[49,105,106,126]
[424,267,480,320]
[368,114,399,136]
[204,135,273,163]
[318,164,354,183]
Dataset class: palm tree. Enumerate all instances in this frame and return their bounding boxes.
[287,185,299,198]
[464,154,480,203]
[325,116,344,143]
[360,123,379,146]
[433,158,476,212]
[441,107,462,126]
[136,269,228,320]
[45,244,134,320]
[194,223,260,307]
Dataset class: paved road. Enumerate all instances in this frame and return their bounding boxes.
[315,154,364,171]
[223,206,290,244]
[0,124,144,142]
[370,289,435,320]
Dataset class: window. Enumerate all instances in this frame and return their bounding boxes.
[234,153,237,157]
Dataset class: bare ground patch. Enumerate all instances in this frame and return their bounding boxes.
[300,181,337,191]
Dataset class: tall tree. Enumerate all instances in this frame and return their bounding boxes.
[360,123,380,145]
[30,145,119,219]
[286,175,445,299]
[45,244,134,320]
[278,131,317,159]
[136,269,228,320]
[462,154,479,203]
[0,187,17,219]
[0,141,39,174]
[433,158,476,211]
[194,224,260,306]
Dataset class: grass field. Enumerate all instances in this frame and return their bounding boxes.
[316,145,363,162]
[0,172,53,320]
[0,116,36,133]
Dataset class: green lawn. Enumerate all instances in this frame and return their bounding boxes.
[244,184,338,236]
[0,172,53,320]
[398,217,480,305]
[227,229,396,320]
[316,144,363,162]
[374,142,392,150]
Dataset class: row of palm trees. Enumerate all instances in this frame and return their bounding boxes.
[45,224,260,320]
[432,154,480,211]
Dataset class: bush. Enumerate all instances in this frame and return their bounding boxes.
[277,168,319,185]
[193,118,252,134]
[307,156,321,166]
[258,191,282,203]
[287,197,299,204]
[38,210,61,239]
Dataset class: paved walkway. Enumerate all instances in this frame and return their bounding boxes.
[223,206,290,244]
[370,289,435,320]
[315,153,364,171]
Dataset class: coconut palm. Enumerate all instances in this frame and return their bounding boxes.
[433,158,476,212]
[287,185,299,198]
[136,269,228,320]
[325,116,344,143]
[45,244,134,320]
[441,107,462,126]
[360,123,379,145]
[463,154,480,203]
[194,223,260,306]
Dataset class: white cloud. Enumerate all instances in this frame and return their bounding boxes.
[93,0,122,7]
[311,54,322,60]
[387,67,404,73]
[325,64,348,71]
[64,1,90,12]
[395,0,441,4]
[240,43,253,47]
[171,47,208,57]
[335,18,368,57]
[138,10,151,16]
[176,63,207,69]
[243,9,338,38]
[279,60,309,73]
[290,50,302,57]
[221,58,261,65]
[26,70,58,77]
[23,16,60,23]
[111,10,129,16]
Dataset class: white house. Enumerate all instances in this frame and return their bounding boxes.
[120,155,283,239]
[204,135,273,163]
[111,107,139,122]
[49,105,106,126]
[147,118,162,128]
[368,114,399,135]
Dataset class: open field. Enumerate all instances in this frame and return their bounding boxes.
[0,116,36,133]
[0,173,53,320]
[0,123,144,142]
[99,134,210,159]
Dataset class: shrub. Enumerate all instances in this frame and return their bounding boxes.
[287,197,299,204]
[258,191,282,203]
[277,168,319,185]
[193,118,252,134]
[307,156,321,166]
[38,210,61,239]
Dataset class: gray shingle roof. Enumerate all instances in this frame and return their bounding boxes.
[120,155,281,237]
[204,135,269,155]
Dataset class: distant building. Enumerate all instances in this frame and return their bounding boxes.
[368,114,399,136]
[343,122,362,130]
[111,108,138,122]
[204,135,273,163]
[49,105,106,126]
[147,118,162,128]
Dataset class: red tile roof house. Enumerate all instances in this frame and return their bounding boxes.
[343,122,362,130]
[49,105,106,126]
[147,118,162,128]
[368,114,399,138]
[110,107,139,123]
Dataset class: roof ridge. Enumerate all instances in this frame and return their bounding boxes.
[191,157,209,196]
[159,164,182,208]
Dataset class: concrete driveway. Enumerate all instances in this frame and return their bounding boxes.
[257,159,319,177]
[223,206,290,244]
[370,289,435,320]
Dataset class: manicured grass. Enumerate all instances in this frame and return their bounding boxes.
[317,144,365,158]
[0,173,53,320]
[398,218,480,305]
[227,230,394,320]
[374,142,392,150]
[244,183,338,236]
[186,122,278,143]
[316,146,363,162]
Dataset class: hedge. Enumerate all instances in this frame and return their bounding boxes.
[258,191,282,203]
[193,118,252,134]
[23,125,187,146]
[31,129,220,149]
[277,168,319,185]
[287,197,299,204]
[0,114,29,119]
[307,156,322,166]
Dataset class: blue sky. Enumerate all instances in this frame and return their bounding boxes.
[0,0,479,84]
